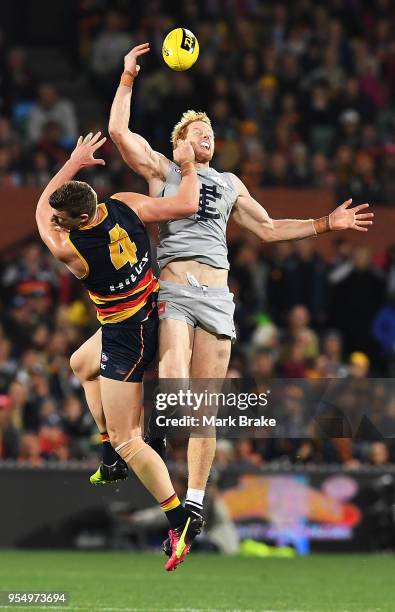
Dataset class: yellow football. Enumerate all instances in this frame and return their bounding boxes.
[162,28,199,71]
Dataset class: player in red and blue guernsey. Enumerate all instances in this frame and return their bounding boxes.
[36,131,203,571]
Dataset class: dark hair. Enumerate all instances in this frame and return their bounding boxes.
[49,181,96,218]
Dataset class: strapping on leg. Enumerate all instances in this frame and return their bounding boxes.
[115,436,141,453]
[115,436,147,463]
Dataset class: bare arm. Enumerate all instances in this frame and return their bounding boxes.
[112,149,199,223]
[231,175,374,242]
[109,43,169,183]
[36,132,106,260]
[36,158,80,258]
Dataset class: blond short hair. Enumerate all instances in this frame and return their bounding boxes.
[171,110,212,148]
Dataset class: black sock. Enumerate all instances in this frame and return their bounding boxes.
[160,494,188,530]
[145,407,167,441]
[100,431,119,466]
[185,500,203,518]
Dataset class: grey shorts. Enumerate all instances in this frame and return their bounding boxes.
[158,281,236,340]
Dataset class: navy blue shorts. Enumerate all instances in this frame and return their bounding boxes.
[100,304,158,383]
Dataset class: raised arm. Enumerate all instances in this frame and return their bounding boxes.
[112,143,199,223]
[109,43,169,184]
[36,132,106,259]
[231,174,374,242]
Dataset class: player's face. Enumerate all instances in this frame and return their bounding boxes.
[51,210,89,231]
[185,121,215,162]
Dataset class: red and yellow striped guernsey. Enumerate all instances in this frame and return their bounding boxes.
[68,197,159,325]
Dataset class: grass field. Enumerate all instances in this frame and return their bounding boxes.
[0,551,394,612]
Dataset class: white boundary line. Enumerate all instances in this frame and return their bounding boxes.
[0,608,386,612]
[0,604,386,611]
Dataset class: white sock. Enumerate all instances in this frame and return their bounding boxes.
[185,488,205,515]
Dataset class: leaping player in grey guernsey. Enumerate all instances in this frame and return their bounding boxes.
[107,44,373,536]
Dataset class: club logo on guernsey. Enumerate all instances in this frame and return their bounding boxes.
[197,184,221,221]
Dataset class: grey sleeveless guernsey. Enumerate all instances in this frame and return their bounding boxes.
[157,162,238,270]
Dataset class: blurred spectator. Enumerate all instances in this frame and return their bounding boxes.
[380,151,395,205]
[372,293,395,373]
[348,152,384,203]
[25,151,52,187]
[231,242,268,314]
[8,380,32,431]
[2,242,57,309]
[61,395,92,458]
[283,305,319,362]
[39,399,61,428]
[328,238,353,284]
[348,352,370,379]
[39,425,69,461]
[0,116,19,148]
[289,143,312,187]
[267,242,293,325]
[214,439,235,470]
[1,46,34,111]
[18,432,43,465]
[321,331,348,377]
[0,336,17,393]
[251,348,276,379]
[90,10,133,99]
[0,395,19,459]
[330,247,385,356]
[36,122,70,168]
[283,240,328,324]
[233,439,263,469]
[6,46,32,93]
[0,147,22,187]
[280,341,308,378]
[26,84,77,146]
[369,441,390,465]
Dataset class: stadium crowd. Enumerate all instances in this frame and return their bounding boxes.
[0,237,395,465]
[1,0,395,465]
[0,0,395,201]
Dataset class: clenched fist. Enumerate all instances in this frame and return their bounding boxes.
[173,141,195,165]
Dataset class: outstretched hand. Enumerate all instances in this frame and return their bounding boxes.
[70,132,106,168]
[329,199,374,232]
[124,43,150,78]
